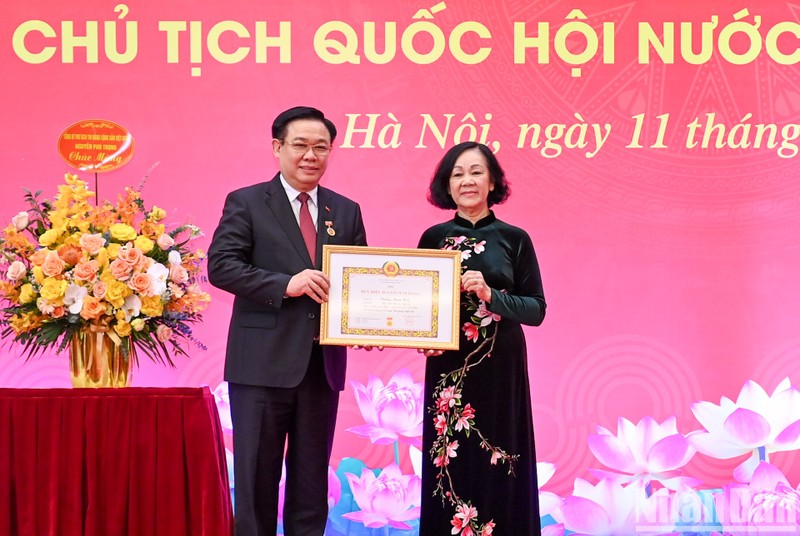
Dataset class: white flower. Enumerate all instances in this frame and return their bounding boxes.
[147,263,170,296]
[63,284,88,314]
[6,260,26,281]
[11,211,28,231]
[168,250,181,266]
[122,294,142,321]
[157,233,174,250]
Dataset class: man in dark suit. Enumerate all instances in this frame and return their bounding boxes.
[208,106,367,536]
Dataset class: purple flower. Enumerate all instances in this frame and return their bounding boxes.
[348,368,423,447]
[343,463,421,529]
[588,416,697,490]
[688,378,800,482]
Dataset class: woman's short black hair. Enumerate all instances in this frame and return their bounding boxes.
[427,142,510,209]
[271,106,337,143]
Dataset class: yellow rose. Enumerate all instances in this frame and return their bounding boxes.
[114,320,132,337]
[134,235,155,254]
[130,318,145,332]
[99,270,113,285]
[38,229,61,247]
[148,206,167,222]
[32,266,45,284]
[110,223,137,242]
[40,278,68,302]
[140,295,164,317]
[19,283,37,304]
[95,248,109,268]
[105,280,130,308]
[106,243,120,259]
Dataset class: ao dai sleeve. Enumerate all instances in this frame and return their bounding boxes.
[487,230,546,326]
[417,227,443,250]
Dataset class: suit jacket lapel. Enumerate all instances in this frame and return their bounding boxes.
[263,175,314,267]
[316,188,335,269]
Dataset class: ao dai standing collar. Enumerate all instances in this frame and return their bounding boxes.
[454,210,497,229]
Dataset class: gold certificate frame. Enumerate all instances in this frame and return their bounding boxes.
[320,245,461,349]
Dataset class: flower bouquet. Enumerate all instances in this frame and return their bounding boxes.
[0,172,209,384]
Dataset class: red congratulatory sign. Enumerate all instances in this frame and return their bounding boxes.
[57,119,134,173]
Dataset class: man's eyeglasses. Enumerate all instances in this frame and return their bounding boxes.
[282,141,332,156]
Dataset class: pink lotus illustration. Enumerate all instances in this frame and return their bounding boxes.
[342,463,422,529]
[542,525,565,536]
[537,462,563,517]
[276,465,340,528]
[328,465,342,510]
[713,461,800,534]
[688,378,800,482]
[348,369,424,447]
[552,478,643,535]
[552,478,684,535]
[588,416,697,490]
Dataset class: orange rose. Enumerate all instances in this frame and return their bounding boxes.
[57,244,82,266]
[79,233,106,255]
[92,281,107,299]
[109,258,132,281]
[73,260,100,282]
[156,324,173,342]
[29,249,48,267]
[169,265,189,285]
[79,296,105,320]
[117,245,145,268]
[127,272,151,295]
[42,250,66,277]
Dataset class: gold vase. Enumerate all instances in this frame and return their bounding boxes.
[69,322,134,388]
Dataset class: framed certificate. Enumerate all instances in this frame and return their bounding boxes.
[320,245,461,349]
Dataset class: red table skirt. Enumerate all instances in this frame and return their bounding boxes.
[0,387,234,536]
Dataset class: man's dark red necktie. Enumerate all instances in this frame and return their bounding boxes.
[297,192,316,264]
